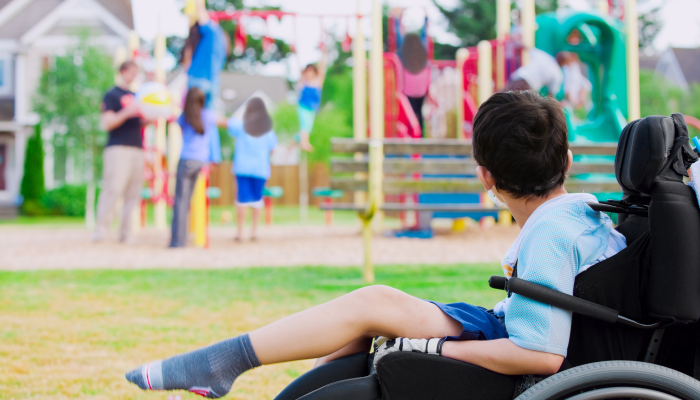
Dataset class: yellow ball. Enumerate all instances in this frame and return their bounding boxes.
[136,82,172,120]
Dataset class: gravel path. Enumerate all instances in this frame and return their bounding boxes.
[0,224,519,270]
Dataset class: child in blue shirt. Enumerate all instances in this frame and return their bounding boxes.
[169,87,221,248]
[227,97,277,241]
[297,48,326,152]
[128,91,624,399]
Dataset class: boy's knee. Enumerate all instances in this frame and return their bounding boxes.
[352,285,403,306]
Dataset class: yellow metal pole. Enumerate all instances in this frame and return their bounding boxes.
[191,170,207,247]
[598,0,610,15]
[520,0,536,66]
[154,18,168,230]
[496,0,510,90]
[625,0,640,121]
[362,0,385,284]
[353,1,368,206]
[477,40,493,106]
[455,48,468,140]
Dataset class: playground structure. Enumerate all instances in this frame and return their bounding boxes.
[118,0,650,258]
[323,0,647,282]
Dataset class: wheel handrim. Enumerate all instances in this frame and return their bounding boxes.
[566,387,681,400]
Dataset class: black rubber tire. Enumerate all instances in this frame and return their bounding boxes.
[516,361,700,400]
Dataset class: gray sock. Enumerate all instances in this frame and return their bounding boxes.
[126,333,261,399]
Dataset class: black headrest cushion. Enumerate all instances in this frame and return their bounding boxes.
[615,113,698,204]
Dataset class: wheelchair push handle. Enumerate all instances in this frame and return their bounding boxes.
[489,276,618,324]
[488,276,661,329]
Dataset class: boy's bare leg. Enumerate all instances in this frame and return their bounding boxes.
[250,285,462,365]
[235,206,245,240]
[313,336,373,368]
[126,285,461,397]
[251,208,260,240]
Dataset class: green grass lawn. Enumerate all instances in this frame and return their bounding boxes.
[0,263,503,399]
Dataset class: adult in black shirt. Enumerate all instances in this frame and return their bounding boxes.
[94,61,144,243]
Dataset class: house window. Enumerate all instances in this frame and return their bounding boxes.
[0,55,13,97]
[0,143,6,191]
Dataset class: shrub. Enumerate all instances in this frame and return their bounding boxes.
[20,125,45,215]
[41,184,87,216]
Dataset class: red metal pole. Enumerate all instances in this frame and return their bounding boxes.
[325,197,333,226]
[264,197,273,225]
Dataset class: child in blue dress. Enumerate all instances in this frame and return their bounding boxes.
[169,87,221,248]
[127,91,626,399]
[227,97,277,241]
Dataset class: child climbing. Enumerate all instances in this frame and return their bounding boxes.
[399,32,431,134]
[227,98,277,241]
[169,87,221,248]
[556,51,592,110]
[506,47,563,97]
[184,0,229,109]
[297,48,327,152]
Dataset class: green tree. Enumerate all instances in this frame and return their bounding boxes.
[639,69,683,118]
[19,124,45,214]
[33,32,114,184]
[638,0,663,50]
[433,0,559,48]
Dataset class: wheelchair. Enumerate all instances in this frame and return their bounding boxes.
[275,113,700,400]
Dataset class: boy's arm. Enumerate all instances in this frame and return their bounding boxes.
[196,0,210,26]
[441,338,564,375]
[209,125,222,164]
[318,48,328,84]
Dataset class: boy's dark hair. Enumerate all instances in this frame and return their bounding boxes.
[304,64,318,75]
[400,33,428,74]
[472,91,569,198]
[243,97,272,137]
[184,87,206,135]
[119,60,137,72]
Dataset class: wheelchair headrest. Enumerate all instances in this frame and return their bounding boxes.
[615,113,699,204]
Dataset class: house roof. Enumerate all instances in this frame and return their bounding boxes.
[639,55,659,70]
[0,0,132,40]
[219,72,289,115]
[671,47,700,86]
[0,0,62,39]
[94,0,132,29]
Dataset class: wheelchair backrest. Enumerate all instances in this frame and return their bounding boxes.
[615,113,700,323]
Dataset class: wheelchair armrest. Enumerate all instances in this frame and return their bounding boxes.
[489,276,660,329]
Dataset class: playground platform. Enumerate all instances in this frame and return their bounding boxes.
[0,223,519,270]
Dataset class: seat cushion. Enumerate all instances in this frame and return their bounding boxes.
[376,352,516,400]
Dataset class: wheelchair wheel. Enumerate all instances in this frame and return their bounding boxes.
[517,361,700,400]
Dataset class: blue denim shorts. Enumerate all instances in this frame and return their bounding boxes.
[426,300,508,341]
[236,175,266,208]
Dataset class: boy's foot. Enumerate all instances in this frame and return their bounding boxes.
[125,334,260,399]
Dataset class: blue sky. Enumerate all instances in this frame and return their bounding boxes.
[132,0,700,73]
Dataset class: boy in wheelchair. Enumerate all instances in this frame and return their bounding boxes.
[126,91,700,400]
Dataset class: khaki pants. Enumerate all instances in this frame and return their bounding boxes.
[95,145,144,241]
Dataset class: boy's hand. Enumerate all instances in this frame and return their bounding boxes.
[372,337,446,372]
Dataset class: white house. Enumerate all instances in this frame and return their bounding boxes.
[0,0,133,217]
[655,47,700,90]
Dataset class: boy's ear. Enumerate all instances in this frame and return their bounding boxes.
[476,166,496,191]
[566,149,573,173]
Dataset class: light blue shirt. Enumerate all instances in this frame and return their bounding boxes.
[498,193,627,357]
[227,118,277,179]
[178,109,221,164]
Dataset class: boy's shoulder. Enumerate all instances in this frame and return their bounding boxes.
[519,194,613,270]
